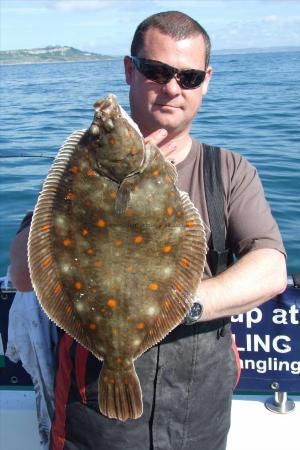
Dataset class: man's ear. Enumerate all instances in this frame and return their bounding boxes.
[201,66,213,96]
[124,56,134,86]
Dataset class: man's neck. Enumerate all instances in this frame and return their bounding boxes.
[159,134,193,165]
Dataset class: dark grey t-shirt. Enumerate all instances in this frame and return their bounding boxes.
[176,139,285,278]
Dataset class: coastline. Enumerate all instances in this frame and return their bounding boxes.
[0,57,120,66]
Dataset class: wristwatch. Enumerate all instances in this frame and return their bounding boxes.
[183,297,204,326]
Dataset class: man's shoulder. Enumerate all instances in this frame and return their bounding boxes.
[17,211,33,234]
[192,138,252,169]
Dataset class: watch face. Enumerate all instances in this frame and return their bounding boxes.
[190,302,203,319]
[184,301,203,325]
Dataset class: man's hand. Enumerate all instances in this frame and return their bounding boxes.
[144,128,168,146]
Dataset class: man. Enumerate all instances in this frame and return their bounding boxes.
[10,11,286,450]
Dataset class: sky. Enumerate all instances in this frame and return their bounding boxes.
[1,0,300,55]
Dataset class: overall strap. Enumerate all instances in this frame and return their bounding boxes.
[202,143,233,275]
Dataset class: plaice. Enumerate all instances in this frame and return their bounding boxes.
[28,93,207,421]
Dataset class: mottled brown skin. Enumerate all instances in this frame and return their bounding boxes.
[28,94,206,421]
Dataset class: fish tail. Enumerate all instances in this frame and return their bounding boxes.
[98,363,143,421]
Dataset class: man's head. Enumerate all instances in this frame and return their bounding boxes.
[131,11,211,69]
[124,11,213,139]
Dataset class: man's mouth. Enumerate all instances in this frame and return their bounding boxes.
[155,103,181,109]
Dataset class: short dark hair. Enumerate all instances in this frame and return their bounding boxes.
[131,11,211,68]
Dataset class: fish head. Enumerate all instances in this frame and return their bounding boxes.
[88,94,145,182]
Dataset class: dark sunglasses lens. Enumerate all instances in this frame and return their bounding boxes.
[139,60,173,84]
[133,58,206,89]
[179,70,206,89]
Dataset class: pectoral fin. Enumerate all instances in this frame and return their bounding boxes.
[115,175,138,214]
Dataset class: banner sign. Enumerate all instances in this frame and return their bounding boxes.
[232,286,300,392]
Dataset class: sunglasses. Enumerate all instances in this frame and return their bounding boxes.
[131,56,206,90]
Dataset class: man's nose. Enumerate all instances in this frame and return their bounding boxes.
[162,76,182,96]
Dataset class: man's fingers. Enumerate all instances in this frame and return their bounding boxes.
[144,129,167,146]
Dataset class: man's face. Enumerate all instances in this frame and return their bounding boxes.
[124,27,212,138]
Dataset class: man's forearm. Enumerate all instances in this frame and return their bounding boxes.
[198,248,287,321]
[10,226,33,291]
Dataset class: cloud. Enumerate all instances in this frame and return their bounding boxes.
[263,15,278,22]
[44,0,145,12]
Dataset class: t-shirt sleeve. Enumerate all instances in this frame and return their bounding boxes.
[223,150,286,258]
[16,211,33,234]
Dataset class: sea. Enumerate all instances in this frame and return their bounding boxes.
[0,50,299,277]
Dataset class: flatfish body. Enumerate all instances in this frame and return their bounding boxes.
[28,94,207,421]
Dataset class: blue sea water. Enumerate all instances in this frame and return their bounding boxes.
[0,51,299,275]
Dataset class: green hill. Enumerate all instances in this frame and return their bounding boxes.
[0,46,115,65]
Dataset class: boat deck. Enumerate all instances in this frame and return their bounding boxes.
[1,390,299,450]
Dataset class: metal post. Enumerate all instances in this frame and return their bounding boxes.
[265,391,295,414]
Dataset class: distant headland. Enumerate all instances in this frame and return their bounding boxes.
[1,44,299,65]
[0,46,117,65]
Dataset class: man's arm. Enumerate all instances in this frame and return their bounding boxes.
[10,225,33,291]
[198,248,287,321]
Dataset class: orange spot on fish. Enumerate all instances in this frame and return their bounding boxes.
[65,305,72,314]
[108,137,116,145]
[163,244,172,253]
[136,322,145,330]
[95,260,102,268]
[149,282,158,291]
[40,224,51,232]
[86,248,94,255]
[54,283,62,294]
[82,228,89,236]
[134,235,143,244]
[186,220,195,228]
[130,145,138,155]
[110,191,117,199]
[127,266,134,273]
[87,168,96,177]
[63,238,72,247]
[164,300,171,309]
[89,323,97,331]
[66,192,74,200]
[97,218,106,228]
[107,298,117,309]
[74,281,82,290]
[70,165,79,174]
[112,328,118,336]
[116,357,123,365]
[126,208,134,217]
[166,207,174,216]
[42,255,52,267]
[175,282,183,292]
[180,257,190,267]
[152,169,159,176]
[115,239,122,247]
